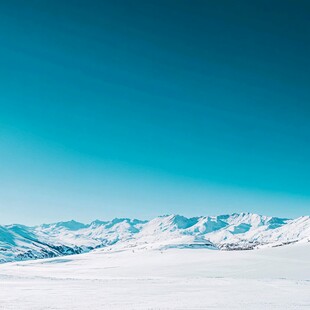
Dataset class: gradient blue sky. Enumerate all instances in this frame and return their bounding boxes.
[0,1,310,224]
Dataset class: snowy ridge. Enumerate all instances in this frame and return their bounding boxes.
[0,213,309,262]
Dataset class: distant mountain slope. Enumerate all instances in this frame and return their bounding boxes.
[0,213,309,263]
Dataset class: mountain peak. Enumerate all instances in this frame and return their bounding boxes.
[41,220,87,231]
[1,213,309,263]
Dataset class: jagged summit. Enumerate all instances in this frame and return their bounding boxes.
[0,213,309,263]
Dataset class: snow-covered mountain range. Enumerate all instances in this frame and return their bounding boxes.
[1,213,309,263]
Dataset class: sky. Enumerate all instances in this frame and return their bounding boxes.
[0,0,309,224]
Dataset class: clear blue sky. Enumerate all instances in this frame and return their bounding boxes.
[0,1,309,224]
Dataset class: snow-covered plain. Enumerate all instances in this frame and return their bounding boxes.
[0,242,309,309]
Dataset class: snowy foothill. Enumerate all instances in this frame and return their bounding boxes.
[0,242,309,309]
[0,213,309,309]
[1,213,310,262]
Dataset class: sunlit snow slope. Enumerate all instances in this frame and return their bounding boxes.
[0,213,309,262]
[0,242,309,309]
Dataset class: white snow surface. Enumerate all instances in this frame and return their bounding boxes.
[0,242,309,309]
[1,213,310,262]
